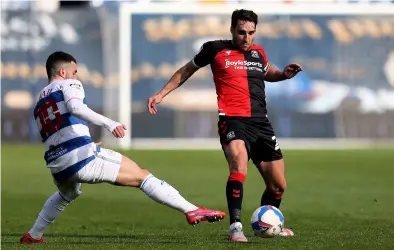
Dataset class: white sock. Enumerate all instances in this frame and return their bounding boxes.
[140,174,198,213]
[28,191,70,239]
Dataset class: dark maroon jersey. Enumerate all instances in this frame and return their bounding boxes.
[193,40,269,118]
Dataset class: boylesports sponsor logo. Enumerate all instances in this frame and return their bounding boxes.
[224,59,264,72]
[225,59,263,68]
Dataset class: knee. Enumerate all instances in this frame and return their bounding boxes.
[277,182,286,194]
[126,167,151,188]
[59,184,82,202]
[117,156,151,187]
[121,167,151,188]
[267,180,287,195]
[134,168,150,187]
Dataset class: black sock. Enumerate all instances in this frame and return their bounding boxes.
[260,189,282,208]
[226,180,244,225]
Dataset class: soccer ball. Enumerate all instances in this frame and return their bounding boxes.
[251,205,284,237]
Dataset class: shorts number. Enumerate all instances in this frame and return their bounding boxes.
[35,98,62,136]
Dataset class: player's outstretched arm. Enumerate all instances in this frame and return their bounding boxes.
[62,80,126,138]
[147,61,198,115]
[159,61,198,98]
[263,63,302,82]
[66,99,126,138]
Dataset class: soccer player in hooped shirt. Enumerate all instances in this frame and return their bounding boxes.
[147,9,302,242]
[20,51,226,244]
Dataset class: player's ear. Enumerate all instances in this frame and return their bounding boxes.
[59,68,65,78]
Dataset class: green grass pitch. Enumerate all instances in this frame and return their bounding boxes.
[2,144,394,249]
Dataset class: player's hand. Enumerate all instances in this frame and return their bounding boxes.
[147,94,163,115]
[112,124,127,138]
[95,141,103,146]
[283,63,302,79]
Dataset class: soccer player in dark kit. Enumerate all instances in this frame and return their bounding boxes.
[147,9,302,242]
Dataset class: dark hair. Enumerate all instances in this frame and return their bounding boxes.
[231,9,258,28]
[45,51,77,79]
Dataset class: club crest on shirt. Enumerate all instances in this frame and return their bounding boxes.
[251,50,259,58]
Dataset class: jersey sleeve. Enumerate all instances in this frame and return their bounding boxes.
[192,41,218,68]
[62,80,86,104]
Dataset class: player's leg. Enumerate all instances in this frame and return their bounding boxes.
[20,181,82,244]
[224,140,249,242]
[218,118,250,242]
[116,155,200,213]
[224,140,248,223]
[258,158,286,209]
[257,158,293,236]
[249,119,286,208]
[121,156,226,225]
[251,122,294,236]
[78,147,226,225]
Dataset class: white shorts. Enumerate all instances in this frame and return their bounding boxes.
[76,147,122,184]
[55,147,122,201]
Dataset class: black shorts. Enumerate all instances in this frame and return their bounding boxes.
[218,116,283,165]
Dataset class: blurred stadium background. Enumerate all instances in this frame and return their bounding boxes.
[2,1,394,249]
[1,0,394,149]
